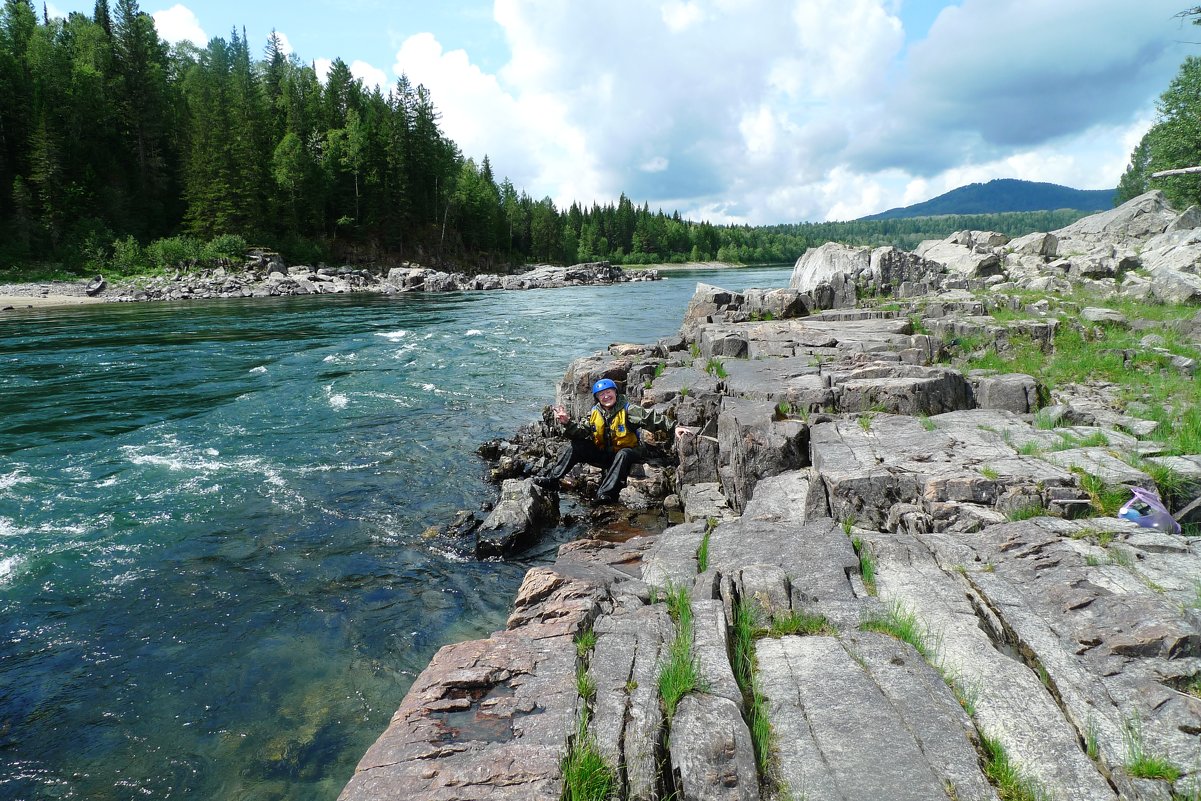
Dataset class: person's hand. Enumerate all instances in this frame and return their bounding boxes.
[553,405,570,424]
[674,425,693,440]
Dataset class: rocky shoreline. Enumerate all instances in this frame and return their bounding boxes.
[339,192,1201,801]
[0,260,662,311]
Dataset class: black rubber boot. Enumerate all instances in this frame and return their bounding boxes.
[535,444,577,488]
[595,448,636,502]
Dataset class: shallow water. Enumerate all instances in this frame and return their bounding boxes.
[0,266,791,800]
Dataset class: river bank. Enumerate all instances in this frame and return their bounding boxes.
[339,193,1201,800]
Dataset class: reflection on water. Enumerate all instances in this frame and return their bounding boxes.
[0,266,791,800]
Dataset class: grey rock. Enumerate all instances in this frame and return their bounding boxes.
[1054,190,1176,247]
[475,478,560,558]
[716,397,808,514]
[970,372,1044,413]
[757,635,996,801]
[789,242,871,294]
[667,694,758,801]
[865,526,1119,801]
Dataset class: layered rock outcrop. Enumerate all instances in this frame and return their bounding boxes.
[340,194,1201,801]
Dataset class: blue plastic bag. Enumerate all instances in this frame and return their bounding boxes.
[1118,487,1181,535]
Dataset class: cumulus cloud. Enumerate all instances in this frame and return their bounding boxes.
[387,0,1186,223]
[151,4,207,48]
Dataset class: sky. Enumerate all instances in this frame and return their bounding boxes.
[46,1,1198,224]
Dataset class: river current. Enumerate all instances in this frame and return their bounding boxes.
[0,265,791,800]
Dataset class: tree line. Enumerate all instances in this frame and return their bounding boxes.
[0,1,1098,279]
[1115,8,1201,208]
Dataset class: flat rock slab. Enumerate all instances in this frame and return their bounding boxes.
[756,633,997,801]
[337,628,577,801]
[707,516,863,631]
[946,519,1201,792]
[668,693,758,801]
[864,525,1118,801]
[590,603,674,801]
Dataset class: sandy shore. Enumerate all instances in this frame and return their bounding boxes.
[0,294,107,309]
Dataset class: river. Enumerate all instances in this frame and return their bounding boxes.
[0,264,792,800]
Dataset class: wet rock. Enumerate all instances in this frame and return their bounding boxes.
[475,478,560,558]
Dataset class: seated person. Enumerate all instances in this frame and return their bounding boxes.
[535,378,681,503]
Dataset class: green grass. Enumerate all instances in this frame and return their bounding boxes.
[934,299,1201,458]
[919,414,937,432]
[732,600,775,779]
[1072,470,1128,517]
[575,628,597,659]
[851,537,877,595]
[705,357,729,378]
[658,585,701,719]
[981,466,1000,480]
[689,342,701,359]
[697,526,712,574]
[563,651,615,800]
[561,726,616,801]
[1085,716,1100,761]
[1032,408,1058,430]
[576,664,597,702]
[980,734,1050,801]
[767,610,835,637]
[858,413,873,432]
[860,601,934,662]
[1122,715,1182,781]
[1006,502,1046,522]
[1017,440,1043,457]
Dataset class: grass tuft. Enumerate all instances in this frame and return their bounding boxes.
[767,610,836,638]
[732,600,775,780]
[1122,715,1182,781]
[860,601,934,662]
[561,727,615,801]
[575,628,597,659]
[1006,502,1046,522]
[980,733,1050,801]
[657,585,702,720]
[851,536,877,595]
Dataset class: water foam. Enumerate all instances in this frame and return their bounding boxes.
[376,330,408,342]
[249,365,268,374]
[0,469,32,491]
[0,556,19,584]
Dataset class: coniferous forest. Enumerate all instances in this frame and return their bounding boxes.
[0,0,1099,279]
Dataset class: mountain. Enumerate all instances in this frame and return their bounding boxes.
[860,178,1116,220]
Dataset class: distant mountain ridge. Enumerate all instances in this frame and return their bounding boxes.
[860,178,1116,220]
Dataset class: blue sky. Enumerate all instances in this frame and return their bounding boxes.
[47,1,1194,224]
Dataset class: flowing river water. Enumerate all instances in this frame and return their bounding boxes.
[0,265,792,800]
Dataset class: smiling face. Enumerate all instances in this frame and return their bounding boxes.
[595,387,618,408]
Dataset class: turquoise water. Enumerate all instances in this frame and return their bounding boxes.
[0,266,791,801]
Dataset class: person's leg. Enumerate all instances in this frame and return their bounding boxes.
[535,438,602,487]
[595,447,638,501]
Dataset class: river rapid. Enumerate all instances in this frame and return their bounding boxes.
[0,265,791,801]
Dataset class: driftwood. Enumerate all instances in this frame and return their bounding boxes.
[1151,165,1201,178]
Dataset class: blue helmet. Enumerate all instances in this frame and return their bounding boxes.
[591,378,617,396]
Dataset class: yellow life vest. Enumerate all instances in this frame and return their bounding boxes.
[588,403,639,452]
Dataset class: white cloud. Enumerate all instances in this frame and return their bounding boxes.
[273,31,294,56]
[384,1,1185,223]
[350,60,389,92]
[661,1,706,32]
[151,4,207,48]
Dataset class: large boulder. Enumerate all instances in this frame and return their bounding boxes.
[916,238,1003,278]
[474,478,559,558]
[1053,190,1177,248]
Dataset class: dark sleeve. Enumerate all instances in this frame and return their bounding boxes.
[627,404,673,437]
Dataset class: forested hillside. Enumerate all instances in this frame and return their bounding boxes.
[861,179,1114,220]
[0,1,1097,278]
